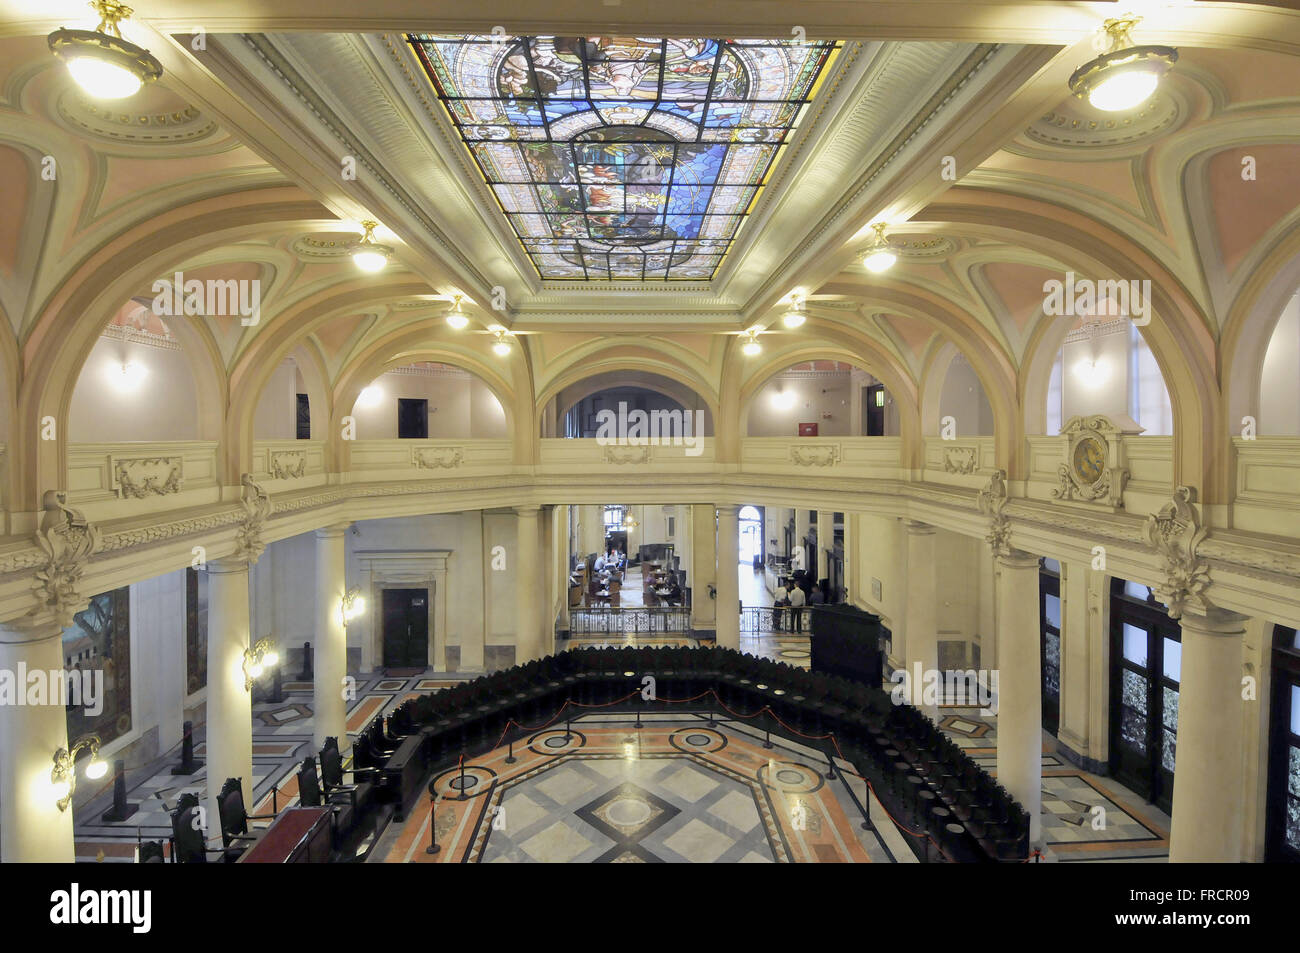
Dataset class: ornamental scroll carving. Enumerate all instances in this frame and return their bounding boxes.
[111,455,183,498]
[269,450,308,479]
[603,445,651,465]
[790,444,840,467]
[413,446,465,469]
[942,446,978,474]
[1144,486,1211,620]
[32,490,101,626]
[235,474,272,561]
[977,468,1013,557]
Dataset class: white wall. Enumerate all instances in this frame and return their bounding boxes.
[349,367,507,439]
[252,359,299,440]
[1260,292,1300,435]
[69,335,199,441]
[938,356,995,437]
[748,369,896,436]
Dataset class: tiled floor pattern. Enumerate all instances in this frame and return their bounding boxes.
[70,671,475,861]
[71,667,1169,864]
[374,713,914,864]
[936,705,1171,862]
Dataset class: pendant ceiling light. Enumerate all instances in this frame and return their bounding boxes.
[445,294,469,330]
[782,296,807,329]
[491,328,512,356]
[350,221,393,273]
[622,507,639,531]
[741,328,762,356]
[1068,15,1177,113]
[48,1,163,100]
[862,223,897,274]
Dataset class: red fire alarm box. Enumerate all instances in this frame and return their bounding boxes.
[798,422,819,437]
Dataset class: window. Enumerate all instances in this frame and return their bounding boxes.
[296,393,311,439]
[1046,350,1063,435]
[603,505,625,529]
[1267,625,1300,860]
[1128,323,1173,435]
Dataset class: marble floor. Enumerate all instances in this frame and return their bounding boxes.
[69,656,1169,863]
[373,712,914,863]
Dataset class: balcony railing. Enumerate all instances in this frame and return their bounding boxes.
[568,607,692,636]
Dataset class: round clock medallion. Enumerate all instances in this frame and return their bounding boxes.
[1072,436,1106,485]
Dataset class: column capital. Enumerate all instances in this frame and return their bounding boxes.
[315,522,353,539]
[0,615,67,644]
[715,504,740,518]
[512,504,541,518]
[207,555,255,574]
[994,548,1039,571]
[1177,605,1249,637]
[902,519,935,535]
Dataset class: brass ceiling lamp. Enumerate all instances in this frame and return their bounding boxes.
[1068,15,1177,113]
[49,2,164,100]
[350,221,394,273]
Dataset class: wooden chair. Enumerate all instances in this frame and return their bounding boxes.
[608,578,622,608]
[216,777,276,853]
[320,736,378,812]
[170,792,235,863]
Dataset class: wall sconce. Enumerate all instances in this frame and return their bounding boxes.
[242,638,279,691]
[51,734,108,812]
[341,586,367,626]
[707,583,717,600]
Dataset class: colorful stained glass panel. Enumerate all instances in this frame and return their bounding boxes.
[408,34,838,280]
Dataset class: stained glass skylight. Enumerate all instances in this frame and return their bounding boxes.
[408,35,839,281]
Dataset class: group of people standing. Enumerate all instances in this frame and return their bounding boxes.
[771,576,825,632]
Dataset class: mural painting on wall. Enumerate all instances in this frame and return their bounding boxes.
[64,588,131,745]
[186,567,208,694]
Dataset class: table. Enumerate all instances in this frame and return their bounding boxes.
[237,807,331,863]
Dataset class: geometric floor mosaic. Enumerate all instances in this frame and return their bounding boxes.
[373,712,913,864]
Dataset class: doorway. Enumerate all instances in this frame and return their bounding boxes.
[739,505,762,566]
[1108,578,1181,812]
[381,588,429,668]
[397,398,428,438]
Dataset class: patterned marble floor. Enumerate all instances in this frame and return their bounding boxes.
[373,713,914,863]
[937,704,1172,862]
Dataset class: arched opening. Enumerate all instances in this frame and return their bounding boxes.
[937,351,994,437]
[1259,290,1300,435]
[252,355,322,440]
[739,504,763,565]
[746,360,894,436]
[67,300,202,442]
[347,361,508,439]
[545,369,714,438]
[1043,319,1174,435]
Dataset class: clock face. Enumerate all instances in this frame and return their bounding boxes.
[1072,436,1106,484]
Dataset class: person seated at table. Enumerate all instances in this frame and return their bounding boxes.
[614,548,626,571]
[663,578,682,606]
[594,551,607,572]
[809,584,826,607]
[788,582,807,632]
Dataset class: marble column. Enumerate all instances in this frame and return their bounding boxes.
[817,511,834,585]
[690,504,717,637]
[205,555,255,842]
[0,617,76,862]
[993,548,1043,845]
[514,505,543,662]
[1168,606,1248,862]
[314,524,350,751]
[903,520,939,720]
[716,505,741,650]
[794,508,811,572]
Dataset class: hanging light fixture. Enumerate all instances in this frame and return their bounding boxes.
[621,506,639,531]
[862,223,897,273]
[1068,15,1177,113]
[782,295,807,329]
[350,221,393,273]
[741,328,762,356]
[445,295,469,330]
[491,327,512,356]
[48,2,163,101]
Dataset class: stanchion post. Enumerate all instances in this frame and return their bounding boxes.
[426,795,440,855]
